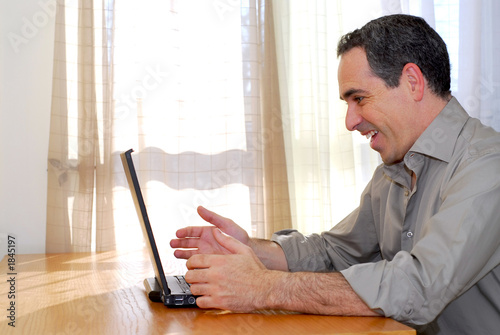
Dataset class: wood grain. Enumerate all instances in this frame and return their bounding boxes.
[0,249,415,334]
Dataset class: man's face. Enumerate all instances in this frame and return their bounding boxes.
[338,48,419,165]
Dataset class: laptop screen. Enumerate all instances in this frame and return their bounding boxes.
[120,149,171,295]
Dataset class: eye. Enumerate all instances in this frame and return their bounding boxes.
[354,96,364,104]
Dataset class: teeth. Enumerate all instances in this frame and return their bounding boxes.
[365,130,378,140]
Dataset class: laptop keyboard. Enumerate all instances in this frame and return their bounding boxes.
[175,276,192,294]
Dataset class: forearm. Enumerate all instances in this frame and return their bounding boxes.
[248,238,289,271]
[262,270,378,316]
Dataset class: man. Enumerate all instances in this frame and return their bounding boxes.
[170,14,500,334]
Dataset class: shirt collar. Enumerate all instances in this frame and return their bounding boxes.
[407,97,469,163]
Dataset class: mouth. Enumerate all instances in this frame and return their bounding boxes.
[365,130,379,142]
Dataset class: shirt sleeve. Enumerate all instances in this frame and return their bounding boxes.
[272,175,383,272]
[342,149,500,325]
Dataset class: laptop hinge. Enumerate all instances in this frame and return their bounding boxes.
[143,277,163,303]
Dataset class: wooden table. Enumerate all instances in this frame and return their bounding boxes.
[0,249,415,334]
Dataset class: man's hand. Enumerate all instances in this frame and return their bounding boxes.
[184,228,377,316]
[185,228,272,312]
[171,207,376,315]
[170,206,250,259]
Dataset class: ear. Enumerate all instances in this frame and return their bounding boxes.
[402,63,425,101]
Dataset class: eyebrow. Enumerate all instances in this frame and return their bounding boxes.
[340,88,369,101]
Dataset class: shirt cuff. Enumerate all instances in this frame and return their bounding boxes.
[341,252,426,323]
[272,229,333,272]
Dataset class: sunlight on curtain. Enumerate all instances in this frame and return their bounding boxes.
[47,0,289,255]
[111,0,289,261]
[272,0,384,234]
[112,0,248,254]
[454,0,500,130]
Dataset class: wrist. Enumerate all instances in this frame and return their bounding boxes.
[247,237,258,251]
[257,270,288,311]
[248,238,289,271]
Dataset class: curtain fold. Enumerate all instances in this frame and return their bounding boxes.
[250,0,292,238]
[455,0,500,130]
[46,0,115,252]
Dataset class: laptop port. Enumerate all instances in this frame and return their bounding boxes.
[174,297,184,305]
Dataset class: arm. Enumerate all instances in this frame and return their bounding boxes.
[267,271,377,316]
[185,228,377,316]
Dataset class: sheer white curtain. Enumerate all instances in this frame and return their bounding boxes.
[114,0,252,253]
[109,0,290,257]
[454,0,500,130]
[47,0,292,254]
[272,0,388,234]
[112,0,249,252]
[404,0,500,131]
[46,0,115,252]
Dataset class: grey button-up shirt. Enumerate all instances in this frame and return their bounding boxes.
[272,98,500,334]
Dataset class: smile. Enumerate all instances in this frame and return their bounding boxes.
[365,130,379,140]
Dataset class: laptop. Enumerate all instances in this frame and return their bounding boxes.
[120,149,197,307]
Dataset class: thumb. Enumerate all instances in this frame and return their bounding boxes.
[212,228,249,255]
[197,206,232,230]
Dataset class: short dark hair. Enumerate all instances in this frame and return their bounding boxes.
[337,14,451,99]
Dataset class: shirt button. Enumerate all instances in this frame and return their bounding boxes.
[405,190,410,197]
[407,231,414,238]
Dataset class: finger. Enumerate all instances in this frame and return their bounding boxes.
[185,267,209,283]
[194,296,214,309]
[193,295,230,311]
[186,254,211,270]
[170,237,201,249]
[212,228,250,255]
[175,226,207,239]
[173,249,197,260]
[188,283,210,296]
[197,206,234,231]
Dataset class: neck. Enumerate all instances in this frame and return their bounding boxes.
[415,93,450,133]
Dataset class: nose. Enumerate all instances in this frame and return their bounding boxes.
[345,103,363,131]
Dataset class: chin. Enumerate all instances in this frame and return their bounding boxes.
[383,160,402,166]
[381,155,405,165]
[379,151,401,165]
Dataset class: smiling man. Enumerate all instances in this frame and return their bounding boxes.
[170,15,500,334]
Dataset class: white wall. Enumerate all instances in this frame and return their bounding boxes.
[0,0,56,256]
